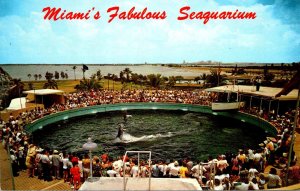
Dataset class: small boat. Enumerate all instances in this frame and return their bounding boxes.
[211,101,245,111]
[207,87,245,111]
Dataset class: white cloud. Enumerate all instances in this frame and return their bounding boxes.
[0,0,299,63]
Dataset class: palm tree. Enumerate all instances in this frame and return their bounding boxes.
[34,74,38,81]
[106,73,112,90]
[167,76,176,88]
[60,71,65,80]
[131,73,139,84]
[175,76,184,84]
[43,80,58,89]
[75,78,102,91]
[90,74,97,80]
[38,74,42,80]
[12,78,25,108]
[123,68,132,82]
[96,70,102,81]
[194,76,201,84]
[200,73,207,87]
[72,66,77,80]
[147,74,163,88]
[119,71,126,84]
[112,74,118,90]
[27,74,32,81]
[54,71,60,80]
[45,72,54,81]
[206,69,226,87]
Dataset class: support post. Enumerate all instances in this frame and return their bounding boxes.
[285,85,300,186]
[89,150,92,178]
[276,100,280,116]
[138,153,140,178]
[268,100,272,115]
[260,98,263,111]
[249,96,253,112]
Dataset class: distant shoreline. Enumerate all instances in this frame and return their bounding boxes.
[0,63,296,81]
[0,62,294,66]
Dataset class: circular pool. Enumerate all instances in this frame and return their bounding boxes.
[32,109,270,161]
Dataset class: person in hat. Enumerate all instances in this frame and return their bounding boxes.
[169,161,180,178]
[26,144,36,178]
[52,150,62,180]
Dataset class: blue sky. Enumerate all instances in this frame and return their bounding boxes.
[0,0,299,64]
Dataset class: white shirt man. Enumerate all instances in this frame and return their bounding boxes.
[130,164,139,177]
[191,164,207,178]
[158,163,168,177]
[169,161,180,177]
[253,152,263,163]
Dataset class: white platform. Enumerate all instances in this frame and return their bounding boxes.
[79,177,202,190]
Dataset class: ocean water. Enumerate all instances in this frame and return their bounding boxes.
[1,64,205,80]
[32,110,269,161]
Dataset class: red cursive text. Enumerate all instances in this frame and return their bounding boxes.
[42,7,95,20]
[178,6,256,24]
[107,6,167,23]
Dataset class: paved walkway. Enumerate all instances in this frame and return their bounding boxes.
[0,144,70,190]
[294,128,300,166]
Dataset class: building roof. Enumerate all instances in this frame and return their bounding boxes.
[206,85,299,101]
[23,89,64,95]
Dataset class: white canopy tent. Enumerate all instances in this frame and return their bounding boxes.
[6,97,27,110]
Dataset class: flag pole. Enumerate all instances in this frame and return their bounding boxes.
[285,83,300,186]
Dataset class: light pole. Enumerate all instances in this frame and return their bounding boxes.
[82,137,97,179]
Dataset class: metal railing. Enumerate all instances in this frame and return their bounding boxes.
[122,151,152,191]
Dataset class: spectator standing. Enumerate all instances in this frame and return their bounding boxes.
[52,150,62,180]
[267,168,281,189]
[41,149,52,181]
[70,162,81,190]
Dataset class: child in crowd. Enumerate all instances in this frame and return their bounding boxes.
[70,162,81,190]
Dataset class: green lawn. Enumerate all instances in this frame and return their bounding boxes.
[23,79,147,93]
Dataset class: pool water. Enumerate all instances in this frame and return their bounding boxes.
[32,110,269,161]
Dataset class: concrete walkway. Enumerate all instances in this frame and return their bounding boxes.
[294,128,300,166]
[0,144,70,190]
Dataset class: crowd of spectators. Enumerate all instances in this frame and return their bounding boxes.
[0,88,299,190]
